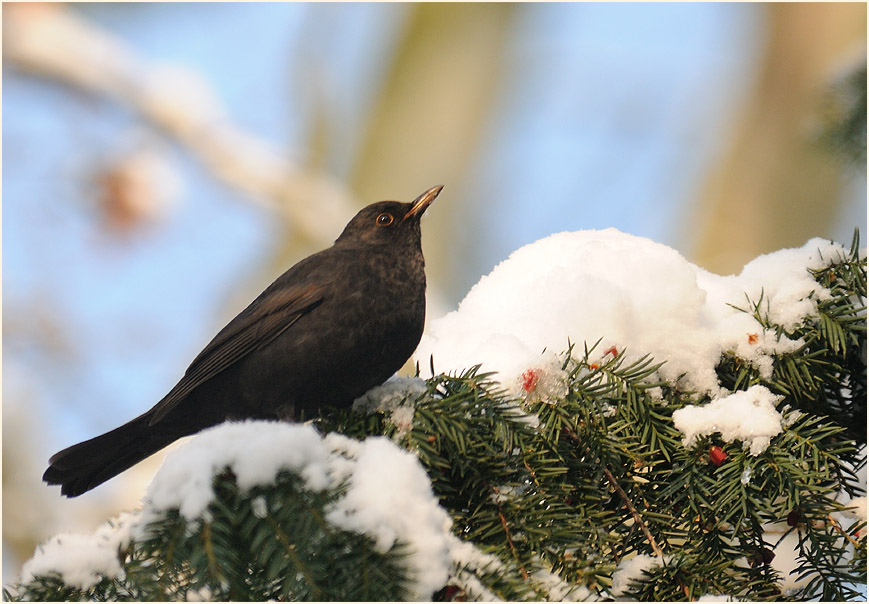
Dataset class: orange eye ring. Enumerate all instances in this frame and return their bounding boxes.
[376,212,394,227]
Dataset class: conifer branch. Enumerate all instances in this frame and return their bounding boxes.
[201,521,222,587]
[559,421,666,559]
[264,512,322,599]
[827,514,861,549]
[601,465,665,558]
[8,235,865,601]
[497,506,529,580]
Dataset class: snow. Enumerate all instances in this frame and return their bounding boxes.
[837,446,868,522]
[846,496,867,523]
[610,556,733,601]
[352,376,428,438]
[141,421,332,522]
[19,511,137,590]
[416,229,846,399]
[22,421,475,600]
[529,565,592,601]
[672,385,784,455]
[20,417,590,600]
[766,447,866,598]
[143,421,459,599]
[518,359,570,404]
[609,553,663,596]
[325,435,454,600]
[766,528,811,596]
[448,540,505,601]
[251,495,268,519]
[411,228,863,599]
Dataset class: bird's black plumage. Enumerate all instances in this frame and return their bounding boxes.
[44,185,443,497]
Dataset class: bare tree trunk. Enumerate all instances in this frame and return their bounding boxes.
[349,3,515,292]
[689,3,866,274]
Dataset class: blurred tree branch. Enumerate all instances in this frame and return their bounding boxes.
[2,3,358,247]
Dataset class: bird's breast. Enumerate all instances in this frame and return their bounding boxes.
[346,250,425,309]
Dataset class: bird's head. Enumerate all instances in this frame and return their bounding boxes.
[335,185,443,248]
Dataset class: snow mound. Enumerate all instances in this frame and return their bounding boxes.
[325,435,453,600]
[416,228,845,397]
[142,421,332,521]
[20,512,137,591]
[672,385,783,455]
[143,421,454,599]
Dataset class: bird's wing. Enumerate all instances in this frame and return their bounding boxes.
[147,282,326,425]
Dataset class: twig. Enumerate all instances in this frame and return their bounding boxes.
[827,513,861,548]
[200,521,223,586]
[602,466,665,558]
[498,506,529,580]
[561,427,664,558]
[3,3,358,246]
[265,512,323,599]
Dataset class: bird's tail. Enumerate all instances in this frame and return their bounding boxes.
[43,412,183,498]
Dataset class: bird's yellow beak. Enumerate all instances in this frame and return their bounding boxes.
[403,185,444,221]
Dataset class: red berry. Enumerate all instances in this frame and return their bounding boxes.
[786,509,802,527]
[709,446,727,466]
[442,585,465,601]
[521,369,539,393]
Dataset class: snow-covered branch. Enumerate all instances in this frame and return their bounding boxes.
[8,229,865,601]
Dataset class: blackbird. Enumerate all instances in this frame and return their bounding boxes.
[44,185,443,497]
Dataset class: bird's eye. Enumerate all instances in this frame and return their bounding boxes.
[376,212,394,227]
